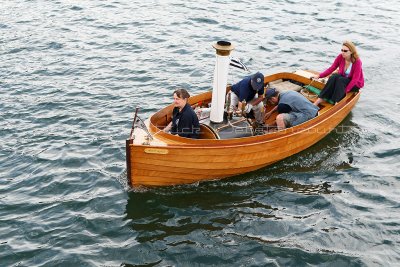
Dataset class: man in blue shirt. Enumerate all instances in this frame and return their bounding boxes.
[229,72,265,124]
[264,88,319,130]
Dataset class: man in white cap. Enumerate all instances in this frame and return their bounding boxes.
[265,88,319,130]
[229,72,265,125]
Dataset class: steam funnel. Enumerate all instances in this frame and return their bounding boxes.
[210,41,235,123]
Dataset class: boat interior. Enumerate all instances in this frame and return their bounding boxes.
[149,71,339,141]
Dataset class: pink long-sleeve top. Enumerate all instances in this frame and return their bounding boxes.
[319,54,365,93]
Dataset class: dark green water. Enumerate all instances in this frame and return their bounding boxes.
[1,1,399,266]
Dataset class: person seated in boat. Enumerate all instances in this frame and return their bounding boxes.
[264,88,319,130]
[310,40,364,106]
[228,72,265,125]
[163,88,200,138]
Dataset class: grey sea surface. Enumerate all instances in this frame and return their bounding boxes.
[1,0,400,266]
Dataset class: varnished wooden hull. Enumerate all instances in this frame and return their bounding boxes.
[126,71,361,187]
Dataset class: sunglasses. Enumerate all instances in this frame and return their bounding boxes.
[341,49,349,52]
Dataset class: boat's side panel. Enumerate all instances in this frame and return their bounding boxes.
[128,131,303,186]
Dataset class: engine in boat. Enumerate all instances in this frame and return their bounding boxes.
[195,105,255,140]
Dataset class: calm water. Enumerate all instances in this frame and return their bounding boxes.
[1,1,400,266]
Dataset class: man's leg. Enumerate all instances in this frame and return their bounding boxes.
[252,101,265,124]
[276,114,286,130]
[228,92,239,112]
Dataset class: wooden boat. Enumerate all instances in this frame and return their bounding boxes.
[126,43,361,187]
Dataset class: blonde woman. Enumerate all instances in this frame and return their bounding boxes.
[311,41,364,106]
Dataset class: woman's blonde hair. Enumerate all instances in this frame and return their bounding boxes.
[343,40,359,63]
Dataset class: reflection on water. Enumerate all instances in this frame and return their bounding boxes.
[123,173,363,266]
[125,175,342,245]
[125,189,243,243]
[266,178,342,195]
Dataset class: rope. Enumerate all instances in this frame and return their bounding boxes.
[300,88,318,98]
[227,119,250,130]
[301,78,318,98]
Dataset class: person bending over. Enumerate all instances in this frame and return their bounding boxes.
[228,72,265,125]
[265,88,319,130]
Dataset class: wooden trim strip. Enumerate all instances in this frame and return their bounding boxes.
[126,139,133,187]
